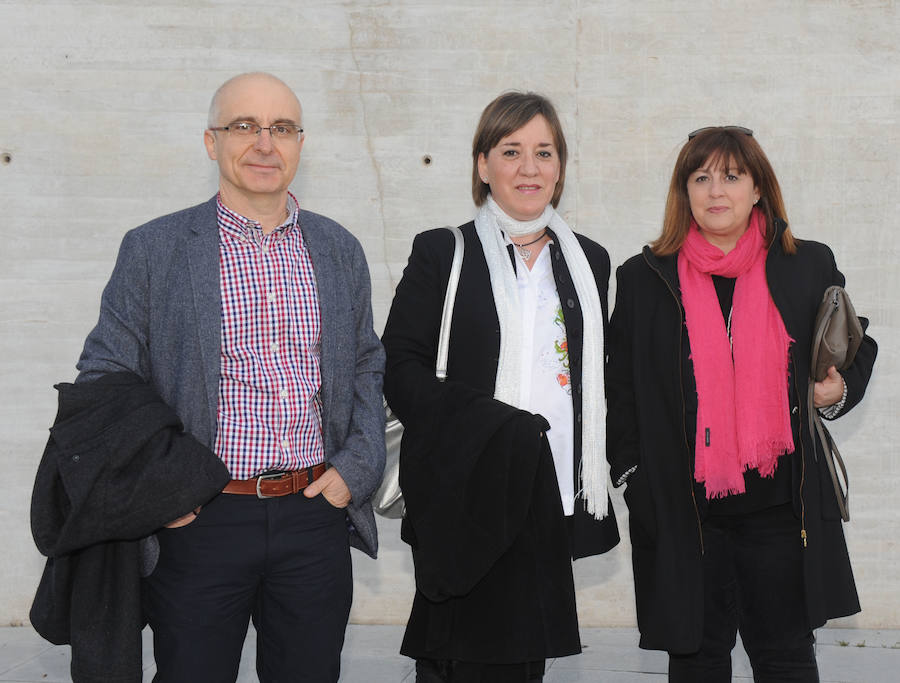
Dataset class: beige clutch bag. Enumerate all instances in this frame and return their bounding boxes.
[811,286,863,382]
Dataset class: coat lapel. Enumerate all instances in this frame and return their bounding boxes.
[300,216,336,430]
[187,200,223,437]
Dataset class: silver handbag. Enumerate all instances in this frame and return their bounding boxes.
[373,226,465,518]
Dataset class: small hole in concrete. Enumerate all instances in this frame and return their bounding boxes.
[422,155,432,166]
[1,153,10,165]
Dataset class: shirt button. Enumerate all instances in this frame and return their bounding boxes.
[791,406,799,414]
[576,413,582,423]
[267,292,276,303]
[280,389,289,399]
[281,439,290,449]
[271,342,279,352]
[567,298,575,309]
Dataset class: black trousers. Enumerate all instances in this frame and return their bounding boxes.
[143,490,353,683]
[668,503,818,683]
[415,658,545,682]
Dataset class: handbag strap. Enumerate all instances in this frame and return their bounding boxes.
[807,285,859,522]
[807,381,850,522]
[435,225,464,382]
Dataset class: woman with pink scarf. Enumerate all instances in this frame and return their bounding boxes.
[606,126,877,682]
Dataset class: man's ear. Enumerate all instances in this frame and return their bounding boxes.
[204,130,218,161]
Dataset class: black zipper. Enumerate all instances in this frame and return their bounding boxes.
[765,252,808,549]
[791,356,809,548]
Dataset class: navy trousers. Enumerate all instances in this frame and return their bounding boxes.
[668,503,819,683]
[143,490,352,682]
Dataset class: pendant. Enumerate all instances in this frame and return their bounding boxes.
[510,229,546,262]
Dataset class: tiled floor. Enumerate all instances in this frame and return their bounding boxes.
[0,624,897,681]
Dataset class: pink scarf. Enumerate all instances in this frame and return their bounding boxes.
[678,208,794,498]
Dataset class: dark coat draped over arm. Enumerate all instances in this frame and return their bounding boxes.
[30,372,231,683]
[399,383,555,601]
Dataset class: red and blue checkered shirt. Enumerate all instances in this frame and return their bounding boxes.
[213,193,325,480]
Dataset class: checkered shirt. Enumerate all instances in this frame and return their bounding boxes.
[213,193,325,479]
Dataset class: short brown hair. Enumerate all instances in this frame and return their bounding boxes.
[471,92,567,207]
[651,127,795,255]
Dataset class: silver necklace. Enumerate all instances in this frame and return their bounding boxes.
[511,230,547,261]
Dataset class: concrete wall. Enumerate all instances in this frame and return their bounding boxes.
[1,0,897,630]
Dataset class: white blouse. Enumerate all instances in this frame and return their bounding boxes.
[511,241,576,515]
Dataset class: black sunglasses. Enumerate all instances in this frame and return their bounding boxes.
[688,125,754,140]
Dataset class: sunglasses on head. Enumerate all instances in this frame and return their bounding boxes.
[688,125,754,140]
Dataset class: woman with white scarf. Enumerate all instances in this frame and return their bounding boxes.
[382,92,620,683]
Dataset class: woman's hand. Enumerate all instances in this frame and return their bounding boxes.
[814,365,845,407]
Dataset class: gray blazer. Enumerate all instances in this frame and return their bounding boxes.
[77,196,385,557]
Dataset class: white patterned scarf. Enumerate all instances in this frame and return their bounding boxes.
[474,196,609,519]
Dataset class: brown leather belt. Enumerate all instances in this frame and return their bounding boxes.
[222,463,327,498]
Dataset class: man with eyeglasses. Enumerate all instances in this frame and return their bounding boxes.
[76,72,385,681]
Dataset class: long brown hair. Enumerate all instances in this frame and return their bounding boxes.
[471,92,567,207]
[651,127,795,255]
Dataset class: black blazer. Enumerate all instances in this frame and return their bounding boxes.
[383,221,619,558]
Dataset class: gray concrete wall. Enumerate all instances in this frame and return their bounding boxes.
[1,0,897,630]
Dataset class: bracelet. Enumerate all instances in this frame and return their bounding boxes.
[616,465,638,487]
[819,379,848,419]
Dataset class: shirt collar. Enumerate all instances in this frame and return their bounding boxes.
[216,192,300,242]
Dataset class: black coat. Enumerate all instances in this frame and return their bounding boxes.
[382,222,619,662]
[30,373,231,682]
[606,224,878,653]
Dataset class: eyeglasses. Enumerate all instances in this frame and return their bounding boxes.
[209,121,304,141]
[688,125,753,140]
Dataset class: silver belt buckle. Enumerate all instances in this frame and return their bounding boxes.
[255,472,284,499]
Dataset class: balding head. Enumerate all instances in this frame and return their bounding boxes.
[203,72,305,225]
[207,72,302,129]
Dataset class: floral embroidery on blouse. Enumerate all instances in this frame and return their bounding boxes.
[552,305,571,394]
